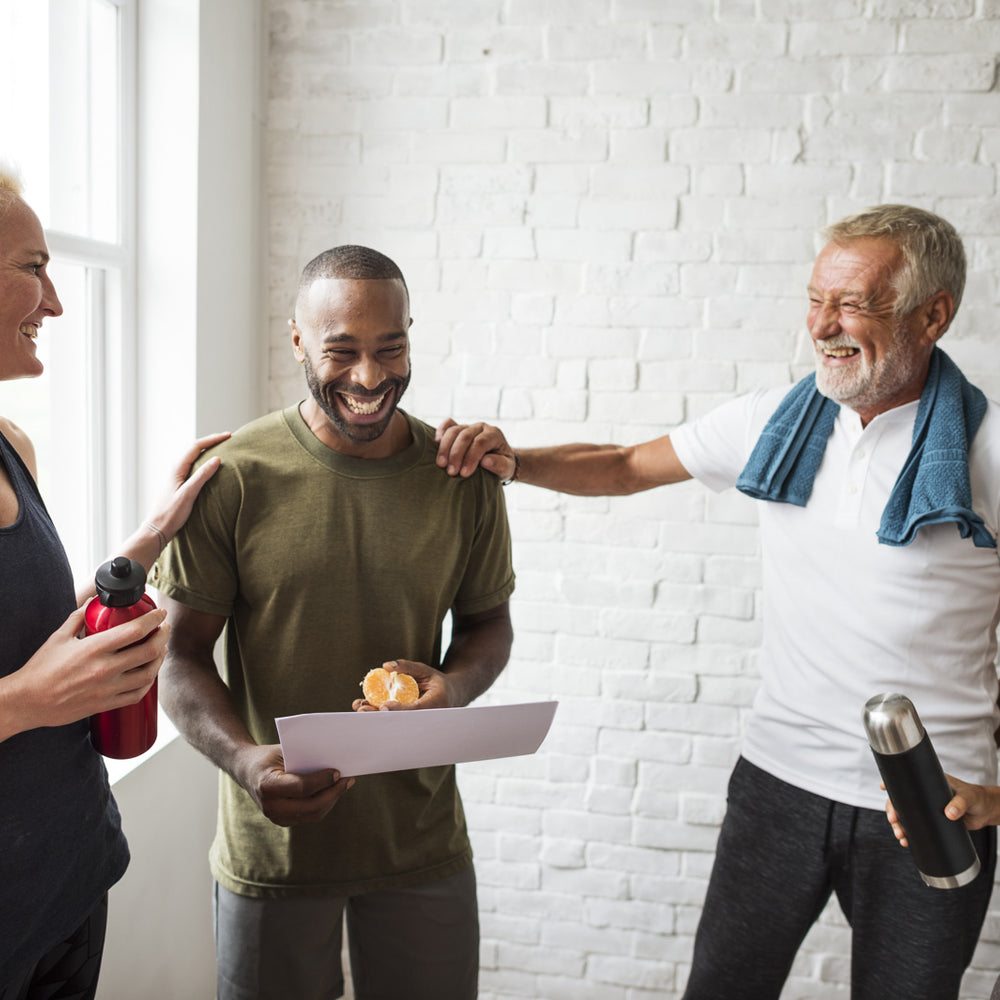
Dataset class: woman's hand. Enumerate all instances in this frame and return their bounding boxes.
[0,605,168,740]
[144,432,231,545]
[98,432,230,585]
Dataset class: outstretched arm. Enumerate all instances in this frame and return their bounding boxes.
[435,419,692,496]
[2,421,230,595]
[159,596,353,826]
[76,433,231,605]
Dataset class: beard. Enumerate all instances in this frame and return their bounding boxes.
[814,324,925,414]
[302,352,412,444]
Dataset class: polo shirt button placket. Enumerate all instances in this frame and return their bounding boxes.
[839,445,870,521]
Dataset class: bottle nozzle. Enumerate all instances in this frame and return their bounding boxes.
[110,556,132,579]
[94,556,148,607]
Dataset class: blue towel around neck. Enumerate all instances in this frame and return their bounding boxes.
[735,348,995,549]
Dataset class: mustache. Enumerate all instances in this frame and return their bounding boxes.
[818,336,861,351]
[331,381,397,398]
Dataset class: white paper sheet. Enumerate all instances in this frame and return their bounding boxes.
[276,700,559,777]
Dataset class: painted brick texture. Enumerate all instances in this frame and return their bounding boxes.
[265,3,1000,997]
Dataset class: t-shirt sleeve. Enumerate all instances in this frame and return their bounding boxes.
[150,462,240,618]
[671,387,789,494]
[452,474,516,616]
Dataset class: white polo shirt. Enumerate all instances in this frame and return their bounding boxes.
[672,385,1000,810]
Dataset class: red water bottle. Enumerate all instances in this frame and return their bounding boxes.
[84,555,158,758]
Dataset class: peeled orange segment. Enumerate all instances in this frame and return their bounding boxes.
[361,667,419,707]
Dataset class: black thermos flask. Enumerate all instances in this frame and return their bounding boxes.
[863,693,980,889]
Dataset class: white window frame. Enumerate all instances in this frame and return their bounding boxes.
[46,0,137,566]
[6,0,141,572]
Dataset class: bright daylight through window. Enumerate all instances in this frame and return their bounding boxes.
[0,0,133,576]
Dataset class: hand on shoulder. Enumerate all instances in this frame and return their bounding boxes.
[435,418,516,481]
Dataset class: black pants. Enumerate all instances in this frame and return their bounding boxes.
[683,758,996,1000]
[0,895,108,1000]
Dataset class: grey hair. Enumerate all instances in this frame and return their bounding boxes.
[822,204,966,319]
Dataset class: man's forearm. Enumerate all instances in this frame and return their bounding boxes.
[159,650,260,787]
[516,435,690,497]
[438,419,690,494]
[516,444,636,496]
[440,612,514,708]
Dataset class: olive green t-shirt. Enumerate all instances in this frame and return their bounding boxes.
[152,405,515,898]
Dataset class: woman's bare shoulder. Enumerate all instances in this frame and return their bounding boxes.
[0,417,38,479]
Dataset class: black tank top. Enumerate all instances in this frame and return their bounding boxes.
[0,429,129,985]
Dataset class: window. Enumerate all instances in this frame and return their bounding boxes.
[0,0,135,576]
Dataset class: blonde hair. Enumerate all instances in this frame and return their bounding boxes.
[0,162,25,224]
[822,204,966,319]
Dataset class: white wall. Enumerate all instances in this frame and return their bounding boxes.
[100,738,218,1000]
[263,3,1000,999]
[135,0,265,516]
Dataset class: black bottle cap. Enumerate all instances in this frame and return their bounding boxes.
[94,556,147,607]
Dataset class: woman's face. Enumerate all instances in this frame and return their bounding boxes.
[0,197,63,381]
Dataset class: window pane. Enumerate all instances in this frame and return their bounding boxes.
[0,0,121,240]
[0,0,126,577]
[0,4,51,217]
[49,0,121,241]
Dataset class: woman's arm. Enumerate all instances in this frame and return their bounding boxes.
[75,432,230,604]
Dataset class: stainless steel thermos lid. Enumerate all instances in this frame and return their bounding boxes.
[863,692,926,755]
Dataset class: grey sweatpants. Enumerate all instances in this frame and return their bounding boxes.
[214,866,479,1000]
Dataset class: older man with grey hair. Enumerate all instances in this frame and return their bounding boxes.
[436,204,1000,1000]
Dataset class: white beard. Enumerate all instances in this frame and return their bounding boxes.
[814,326,925,414]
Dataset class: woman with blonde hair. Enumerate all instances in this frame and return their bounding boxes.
[0,167,227,1000]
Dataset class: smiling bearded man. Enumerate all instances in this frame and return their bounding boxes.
[151,245,516,1000]
[292,248,413,450]
[809,235,941,422]
[433,204,1000,1000]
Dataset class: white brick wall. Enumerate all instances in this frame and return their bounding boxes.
[264,3,1000,997]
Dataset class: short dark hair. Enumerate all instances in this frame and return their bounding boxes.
[298,245,408,299]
